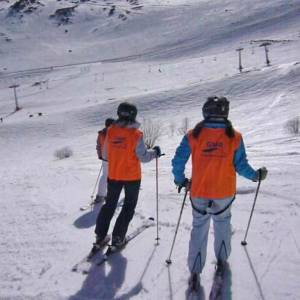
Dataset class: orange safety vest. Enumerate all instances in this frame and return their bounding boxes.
[96,129,106,157]
[107,124,143,181]
[97,130,106,150]
[187,127,242,199]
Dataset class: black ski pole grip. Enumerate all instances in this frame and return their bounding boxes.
[258,168,262,181]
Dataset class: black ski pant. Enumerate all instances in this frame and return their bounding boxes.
[95,179,141,242]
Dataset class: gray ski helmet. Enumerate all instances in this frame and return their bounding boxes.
[105,118,114,127]
[117,102,137,121]
[202,96,229,119]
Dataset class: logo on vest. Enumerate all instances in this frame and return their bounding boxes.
[202,141,225,157]
[203,141,223,152]
[111,137,127,149]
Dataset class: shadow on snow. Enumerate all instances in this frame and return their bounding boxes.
[70,245,158,300]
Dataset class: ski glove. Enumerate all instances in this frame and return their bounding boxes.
[257,166,268,181]
[153,146,162,157]
[175,178,190,193]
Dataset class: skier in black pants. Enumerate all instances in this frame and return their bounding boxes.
[94,102,161,249]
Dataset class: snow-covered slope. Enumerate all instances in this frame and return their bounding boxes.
[1,0,299,70]
[0,0,300,299]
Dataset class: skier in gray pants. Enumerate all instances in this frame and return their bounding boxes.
[172,96,268,288]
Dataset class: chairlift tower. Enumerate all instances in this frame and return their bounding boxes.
[236,47,244,72]
[9,84,20,111]
[260,42,272,66]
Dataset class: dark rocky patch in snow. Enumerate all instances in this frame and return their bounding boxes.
[4,0,143,25]
[49,5,78,25]
[0,32,12,42]
[101,0,143,21]
[8,0,44,17]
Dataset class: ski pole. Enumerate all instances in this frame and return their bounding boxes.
[241,171,262,246]
[90,164,103,203]
[166,187,189,265]
[155,157,160,244]
[155,153,165,245]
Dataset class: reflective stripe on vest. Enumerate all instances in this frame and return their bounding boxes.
[187,128,241,199]
[107,125,143,181]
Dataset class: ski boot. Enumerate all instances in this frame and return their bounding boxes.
[94,195,106,204]
[188,272,201,293]
[106,236,127,255]
[88,235,110,259]
[215,259,228,277]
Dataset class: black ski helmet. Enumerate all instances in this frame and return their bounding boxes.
[202,96,229,119]
[117,102,137,121]
[105,118,114,127]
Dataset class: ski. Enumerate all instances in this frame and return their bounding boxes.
[71,235,110,273]
[79,203,94,211]
[79,199,103,211]
[209,261,227,300]
[79,197,124,211]
[95,217,155,268]
[80,203,99,211]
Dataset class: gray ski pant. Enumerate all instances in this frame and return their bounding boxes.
[188,196,233,274]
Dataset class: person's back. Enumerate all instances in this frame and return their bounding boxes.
[107,123,143,181]
[187,123,241,199]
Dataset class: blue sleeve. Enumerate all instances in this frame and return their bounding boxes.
[234,138,258,181]
[172,135,191,184]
